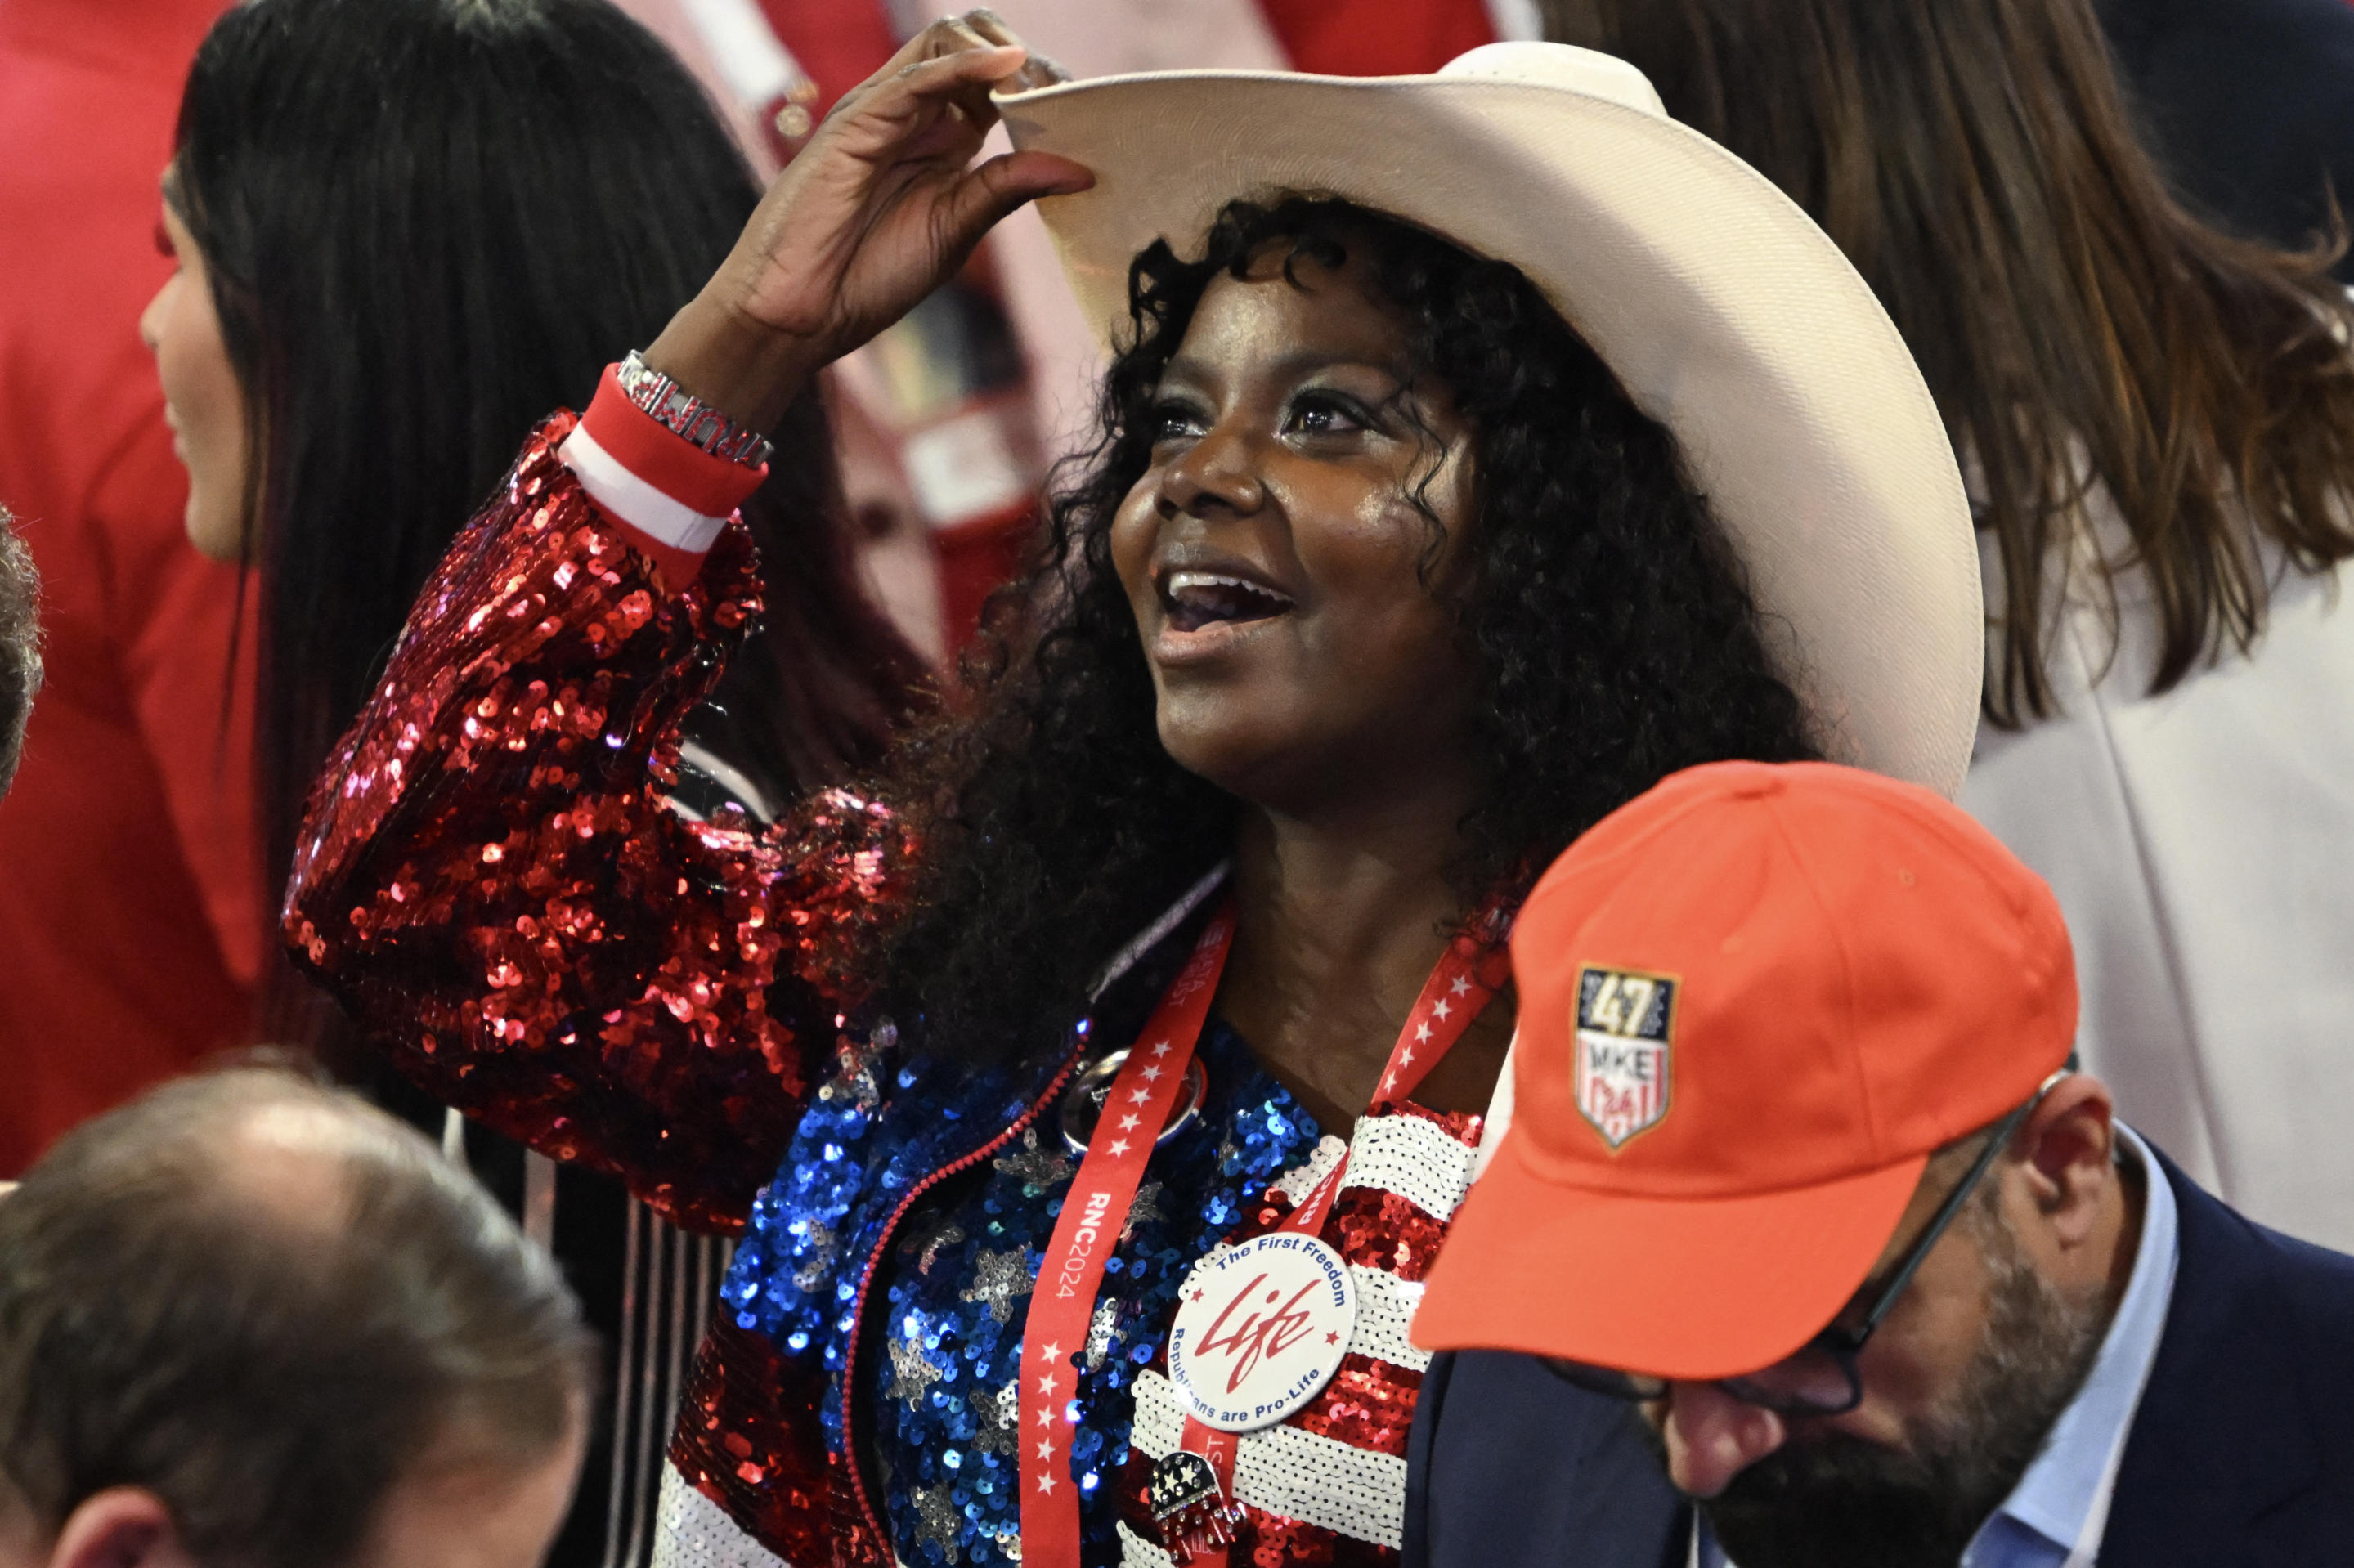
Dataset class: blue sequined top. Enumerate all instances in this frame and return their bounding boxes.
[868,1020,1322,1568]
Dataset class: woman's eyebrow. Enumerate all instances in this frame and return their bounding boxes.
[1159,348,1407,392]
[1262,347,1406,383]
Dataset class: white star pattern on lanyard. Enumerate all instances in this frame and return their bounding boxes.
[1151,1041,1172,1057]
[1118,1114,1140,1131]
[1128,1086,1154,1104]
[1106,1139,1131,1157]
[1432,998,1452,1021]
[1141,1064,1164,1082]
[1034,1339,1075,1499]
[1451,974,1473,996]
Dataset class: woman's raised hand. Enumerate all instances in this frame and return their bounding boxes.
[646,11,1090,432]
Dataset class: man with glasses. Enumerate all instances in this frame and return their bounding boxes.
[1405,760,2354,1568]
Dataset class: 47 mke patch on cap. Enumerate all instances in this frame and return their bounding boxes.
[1574,966,1678,1149]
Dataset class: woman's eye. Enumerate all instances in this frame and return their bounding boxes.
[1146,401,1205,443]
[154,222,177,262]
[1285,393,1371,437]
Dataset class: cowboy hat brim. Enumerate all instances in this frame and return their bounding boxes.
[998,44,1982,795]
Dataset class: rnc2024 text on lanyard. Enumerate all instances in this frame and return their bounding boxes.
[1019,907,1506,1568]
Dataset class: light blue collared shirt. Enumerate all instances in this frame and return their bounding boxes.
[1699,1127,2180,1568]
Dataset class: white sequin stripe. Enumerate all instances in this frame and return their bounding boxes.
[653,1463,791,1568]
[1267,1135,1348,1206]
[1348,1266,1429,1372]
[1119,1520,1181,1568]
[1127,1372,1409,1549]
[1339,1112,1477,1224]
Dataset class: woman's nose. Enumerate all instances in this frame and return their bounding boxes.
[1658,1382,1788,1499]
[137,287,165,357]
[1157,419,1266,519]
[138,278,168,355]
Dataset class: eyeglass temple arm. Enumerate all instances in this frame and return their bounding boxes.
[1841,1055,2079,1347]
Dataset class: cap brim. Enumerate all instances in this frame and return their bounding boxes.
[1414,1131,1926,1380]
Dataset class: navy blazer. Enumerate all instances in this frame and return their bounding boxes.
[1403,1152,2354,1568]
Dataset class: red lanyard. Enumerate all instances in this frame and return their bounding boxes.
[1018,909,1508,1568]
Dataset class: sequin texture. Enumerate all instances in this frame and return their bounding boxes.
[865,1023,1320,1568]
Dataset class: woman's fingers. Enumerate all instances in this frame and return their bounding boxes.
[940,150,1095,244]
[935,13,1001,54]
[813,46,1016,174]
[646,7,1080,428]
[1007,51,1072,90]
[933,8,1028,56]
[955,6,1065,85]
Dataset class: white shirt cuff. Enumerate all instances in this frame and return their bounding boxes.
[558,423,731,555]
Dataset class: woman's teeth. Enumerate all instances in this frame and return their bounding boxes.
[1162,571,1295,632]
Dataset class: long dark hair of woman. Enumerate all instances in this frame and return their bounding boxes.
[1544,0,2354,724]
[877,197,1818,1066]
[169,0,928,1040]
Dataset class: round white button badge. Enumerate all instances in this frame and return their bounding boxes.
[1166,1233,1358,1431]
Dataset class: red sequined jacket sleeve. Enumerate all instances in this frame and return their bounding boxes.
[284,410,905,1234]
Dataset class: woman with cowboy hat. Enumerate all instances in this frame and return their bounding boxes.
[284,13,1980,1568]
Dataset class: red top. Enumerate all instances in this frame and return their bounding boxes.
[0,0,257,1175]
[1258,0,1497,77]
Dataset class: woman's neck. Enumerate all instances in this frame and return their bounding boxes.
[1216,787,1514,1133]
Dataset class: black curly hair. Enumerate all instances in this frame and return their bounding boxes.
[876,196,1818,1065]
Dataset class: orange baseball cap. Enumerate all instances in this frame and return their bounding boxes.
[1413,760,2077,1379]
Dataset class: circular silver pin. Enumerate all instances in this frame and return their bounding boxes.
[1059,1048,1208,1155]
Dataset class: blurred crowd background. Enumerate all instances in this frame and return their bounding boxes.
[3,0,2352,1562]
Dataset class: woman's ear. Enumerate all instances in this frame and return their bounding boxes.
[43,1490,194,1568]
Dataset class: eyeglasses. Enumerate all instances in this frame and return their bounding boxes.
[1544,1060,2077,1418]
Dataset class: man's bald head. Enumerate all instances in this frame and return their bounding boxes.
[0,1067,593,1568]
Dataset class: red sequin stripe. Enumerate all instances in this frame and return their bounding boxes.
[1325,1189,1452,1286]
[671,1317,875,1567]
[1239,1103,1483,1285]
[1248,1511,1401,1568]
[1290,1357,1425,1458]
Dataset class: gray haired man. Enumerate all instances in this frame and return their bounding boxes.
[0,1067,596,1568]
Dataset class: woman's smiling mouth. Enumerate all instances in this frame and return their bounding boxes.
[1159,570,1298,633]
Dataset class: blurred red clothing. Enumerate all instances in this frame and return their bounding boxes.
[753,0,900,116]
[1258,0,1495,75]
[0,0,258,1175]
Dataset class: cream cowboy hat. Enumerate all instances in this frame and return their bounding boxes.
[998,43,1982,795]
